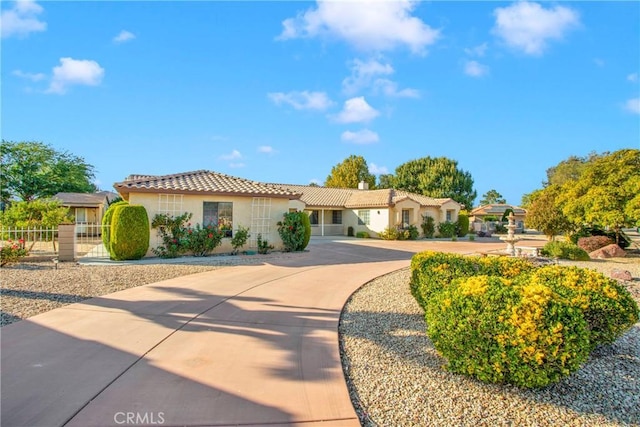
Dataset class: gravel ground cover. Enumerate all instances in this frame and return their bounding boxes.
[0,253,295,327]
[340,257,640,427]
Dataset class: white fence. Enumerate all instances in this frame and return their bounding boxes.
[0,226,59,258]
[75,223,109,258]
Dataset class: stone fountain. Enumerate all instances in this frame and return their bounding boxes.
[499,212,521,256]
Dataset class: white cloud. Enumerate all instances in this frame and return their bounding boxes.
[220,149,242,161]
[628,73,638,83]
[343,58,419,98]
[341,129,380,144]
[625,98,640,115]
[258,145,275,154]
[1,0,46,38]
[343,58,394,94]
[464,60,489,77]
[268,90,333,111]
[492,1,579,56]
[113,30,135,43]
[373,78,420,98]
[278,0,439,54]
[46,58,105,94]
[333,97,380,124]
[309,178,321,185]
[12,69,46,81]
[464,42,488,57]
[369,163,389,175]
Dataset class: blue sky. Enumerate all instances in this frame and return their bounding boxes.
[2,0,639,206]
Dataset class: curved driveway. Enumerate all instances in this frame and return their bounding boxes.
[1,238,539,426]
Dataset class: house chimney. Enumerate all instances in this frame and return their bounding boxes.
[358,181,369,190]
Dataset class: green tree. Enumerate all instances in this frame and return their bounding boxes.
[1,140,97,203]
[545,152,602,187]
[325,155,376,189]
[377,174,395,189]
[524,185,572,241]
[479,189,506,205]
[0,199,73,228]
[520,189,543,209]
[391,156,476,208]
[559,149,640,241]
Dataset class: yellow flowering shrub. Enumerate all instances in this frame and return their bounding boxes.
[519,266,639,348]
[426,275,590,388]
[410,251,639,388]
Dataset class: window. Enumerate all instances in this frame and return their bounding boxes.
[158,194,183,216]
[402,210,410,228]
[358,210,370,225]
[204,202,233,237]
[332,210,342,225]
[446,210,454,222]
[309,210,319,225]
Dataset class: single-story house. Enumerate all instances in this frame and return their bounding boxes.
[53,191,119,234]
[272,182,461,238]
[469,204,527,232]
[113,170,462,255]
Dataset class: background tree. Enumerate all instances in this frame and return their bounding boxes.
[390,156,476,208]
[377,174,395,189]
[1,140,97,203]
[520,189,543,209]
[479,189,506,205]
[325,155,376,189]
[0,199,73,228]
[544,152,601,187]
[524,185,572,241]
[558,149,640,242]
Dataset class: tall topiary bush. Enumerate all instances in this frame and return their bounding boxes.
[110,205,149,261]
[102,200,128,255]
[456,213,469,237]
[421,216,435,238]
[300,212,311,250]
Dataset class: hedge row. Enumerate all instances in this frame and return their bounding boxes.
[410,251,639,388]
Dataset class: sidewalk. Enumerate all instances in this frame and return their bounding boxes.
[1,238,529,426]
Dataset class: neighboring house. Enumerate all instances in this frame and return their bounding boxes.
[53,191,119,234]
[113,170,463,256]
[272,182,461,237]
[469,204,527,233]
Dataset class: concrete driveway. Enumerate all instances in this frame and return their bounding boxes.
[1,237,538,427]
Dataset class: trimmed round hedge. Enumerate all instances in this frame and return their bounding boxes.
[411,251,640,388]
[427,275,590,388]
[110,204,150,261]
[102,200,128,254]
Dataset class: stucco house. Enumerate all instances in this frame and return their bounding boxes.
[469,204,527,233]
[53,191,119,234]
[113,170,462,255]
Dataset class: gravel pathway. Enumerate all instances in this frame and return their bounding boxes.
[340,260,640,427]
[0,253,297,327]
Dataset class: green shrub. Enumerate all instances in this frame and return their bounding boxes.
[110,205,150,261]
[151,213,192,258]
[410,251,534,308]
[421,216,435,238]
[426,275,590,388]
[356,231,370,238]
[577,236,614,253]
[407,225,420,240]
[102,200,128,252]
[541,241,590,261]
[231,225,250,254]
[185,223,224,256]
[1,239,28,267]
[257,233,274,254]
[277,212,309,252]
[521,266,639,348]
[437,221,456,238]
[456,213,469,237]
[379,227,399,240]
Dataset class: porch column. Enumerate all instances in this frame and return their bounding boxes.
[321,209,325,236]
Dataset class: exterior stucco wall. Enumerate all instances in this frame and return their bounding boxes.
[128,192,290,256]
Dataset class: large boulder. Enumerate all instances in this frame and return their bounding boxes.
[589,244,626,259]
